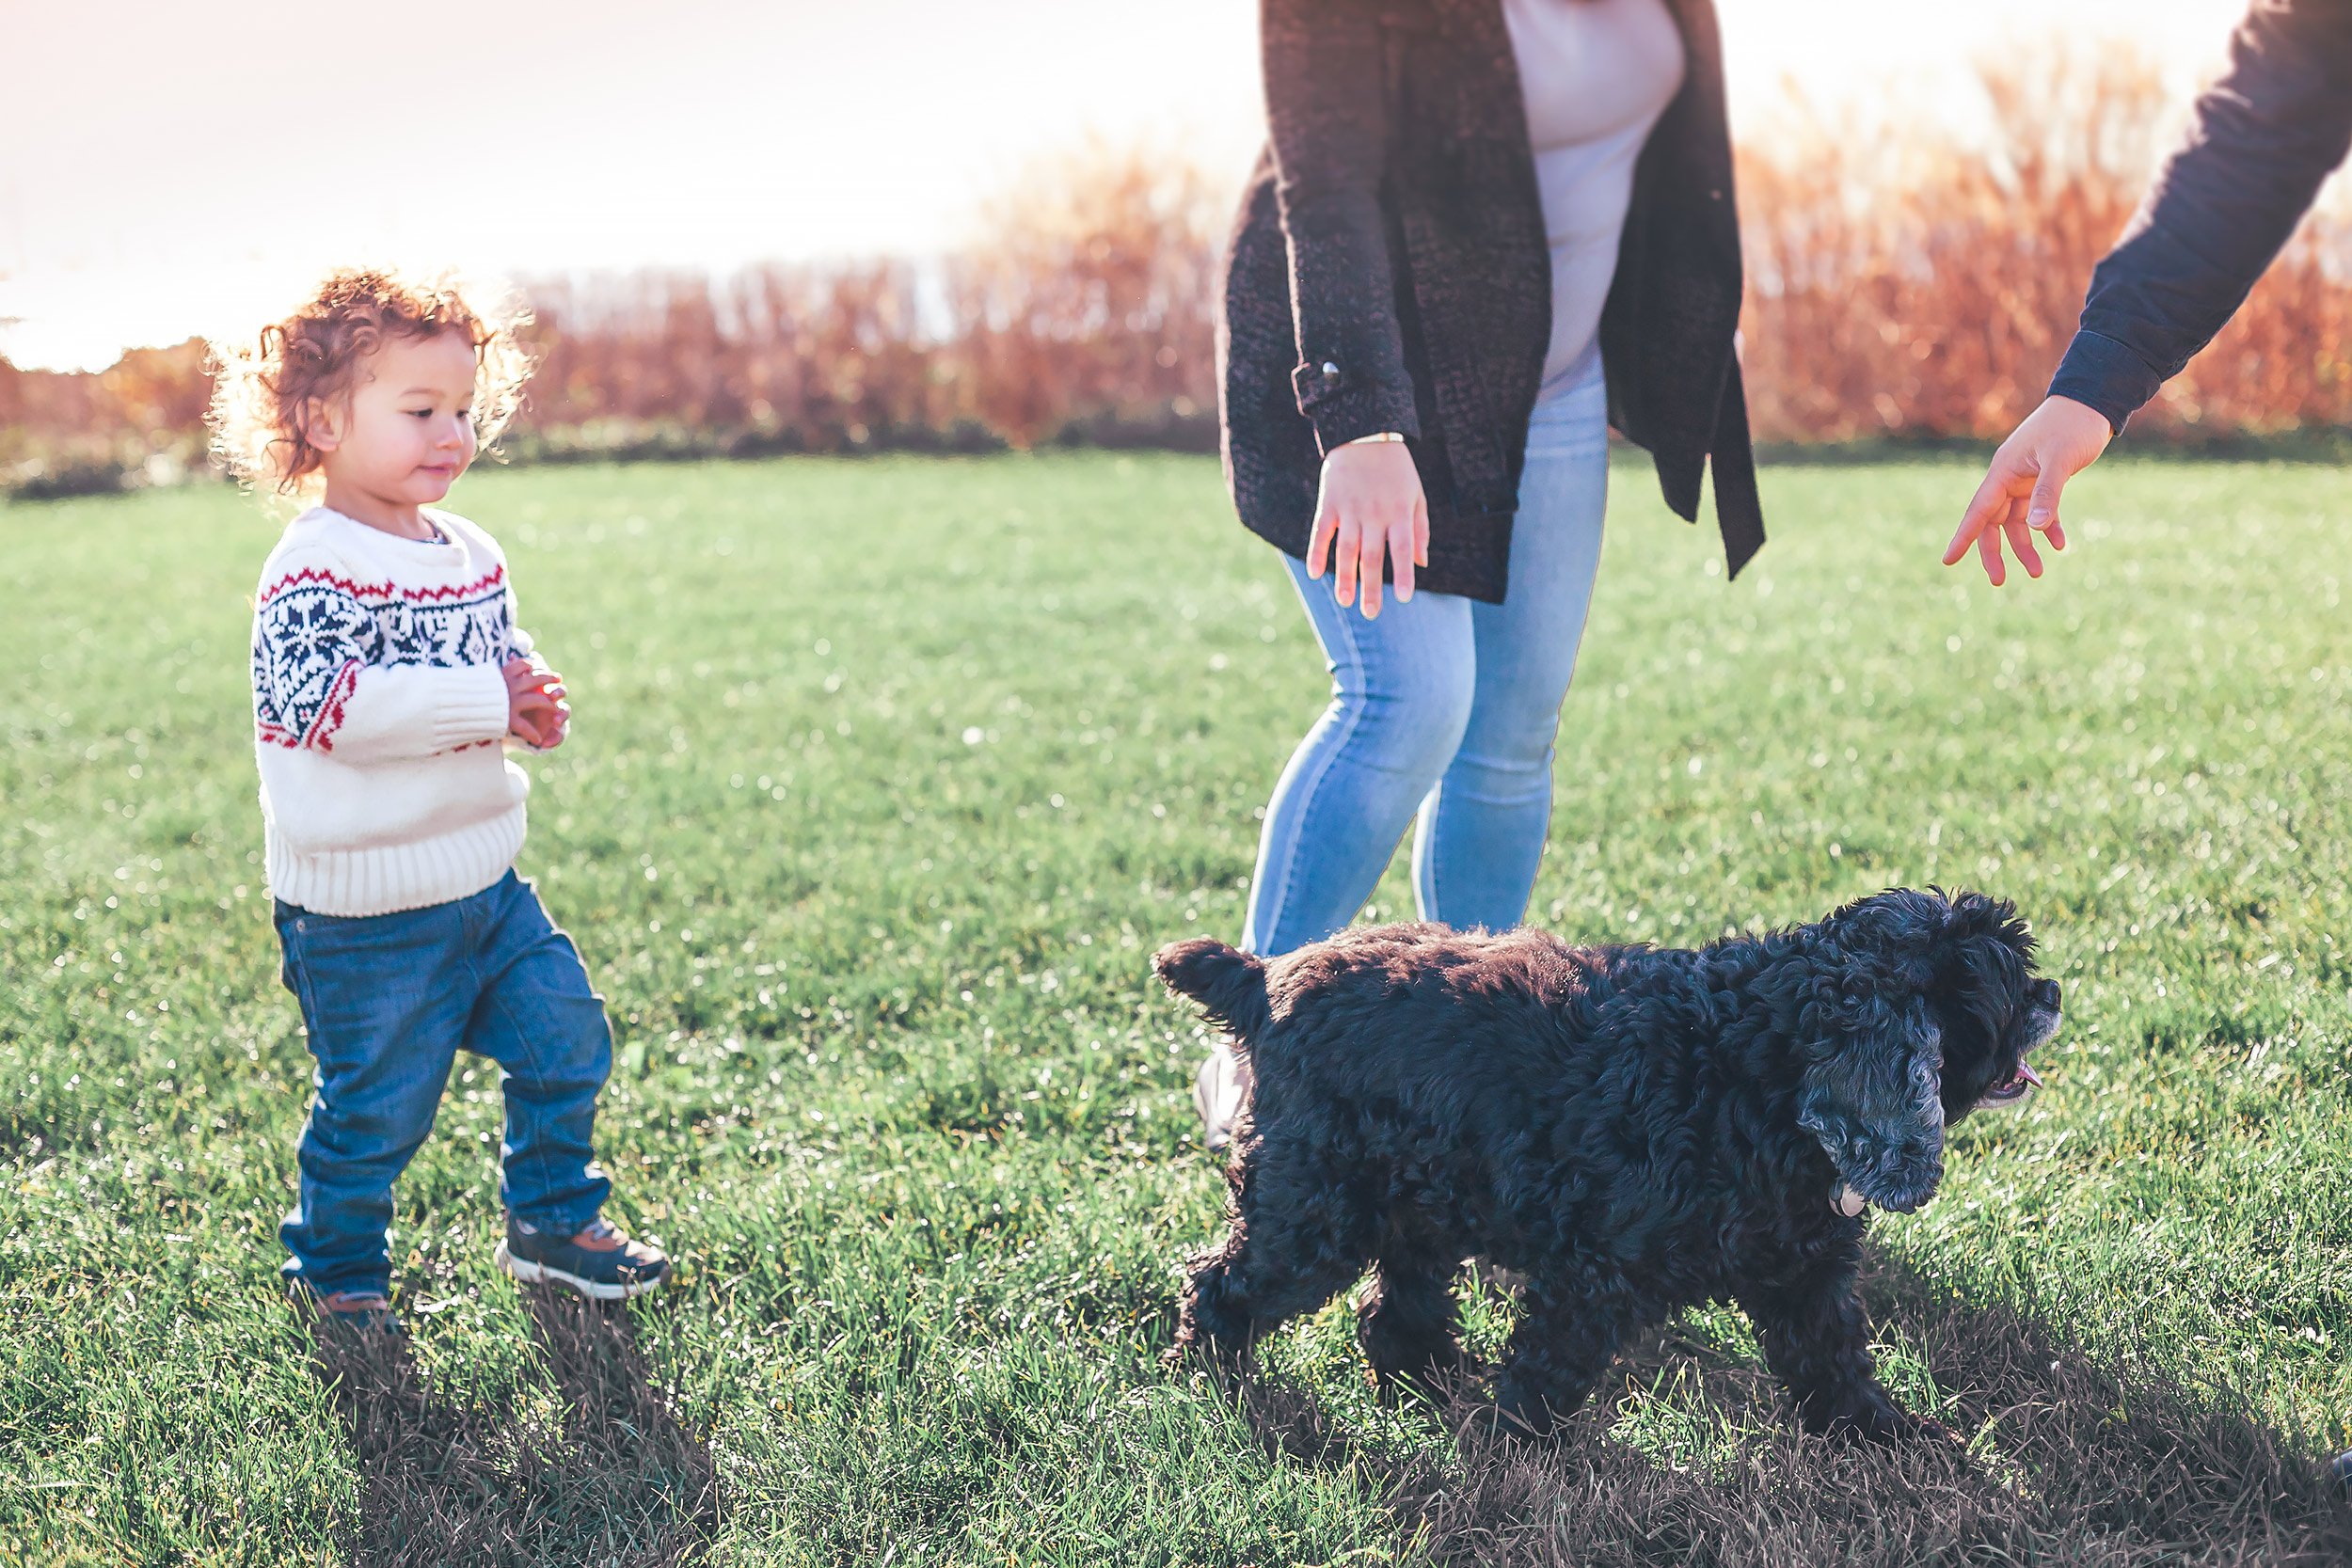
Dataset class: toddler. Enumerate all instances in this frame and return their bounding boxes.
[210,269,666,1331]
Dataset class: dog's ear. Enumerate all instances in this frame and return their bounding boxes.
[1797,990,1946,1214]
[1923,890,2033,1027]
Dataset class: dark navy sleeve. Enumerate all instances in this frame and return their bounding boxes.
[2049,0,2352,432]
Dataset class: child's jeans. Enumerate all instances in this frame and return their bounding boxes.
[275,869,613,1298]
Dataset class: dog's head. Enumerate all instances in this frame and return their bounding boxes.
[1796,888,2060,1214]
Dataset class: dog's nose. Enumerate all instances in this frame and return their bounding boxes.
[2034,978,2061,1010]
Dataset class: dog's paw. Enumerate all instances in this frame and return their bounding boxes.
[1820,1398,1958,1449]
[1888,1410,1963,1449]
[1166,1329,1248,1380]
[1490,1382,1580,1445]
[1359,1355,1465,1408]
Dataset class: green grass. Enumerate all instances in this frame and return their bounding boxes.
[2,451,2348,1565]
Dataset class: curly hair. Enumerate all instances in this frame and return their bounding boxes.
[207,268,532,500]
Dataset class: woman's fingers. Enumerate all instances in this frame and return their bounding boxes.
[1358,521,1389,618]
[1332,516,1361,606]
[1311,442,1428,617]
[1946,466,2014,568]
[2003,507,2044,578]
[1306,503,1339,580]
[1389,514,1416,604]
[1976,504,2008,587]
[2026,465,2070,534]
[1950,397,2107,582]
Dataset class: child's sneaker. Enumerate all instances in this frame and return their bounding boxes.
[290,1281,405,1338]
[494,1213,669,1301]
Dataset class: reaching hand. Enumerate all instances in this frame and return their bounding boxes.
[1306,439,1429,619]
[1945,395,2112,586]
[503,656,570,749]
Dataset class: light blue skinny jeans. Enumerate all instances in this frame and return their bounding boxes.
[1240,354,1609,957]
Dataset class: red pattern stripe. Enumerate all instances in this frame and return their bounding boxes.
[305,660,361,752]
[257,562,505,609]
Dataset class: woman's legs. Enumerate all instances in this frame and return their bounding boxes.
[1239,560,1479,958]
[1410,359,1610,931]
[1201,360,1608,1148]
[1200,560,1477,1148]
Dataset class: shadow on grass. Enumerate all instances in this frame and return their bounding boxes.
[310,1289,717,1568]
[1230,1251,2352,1568]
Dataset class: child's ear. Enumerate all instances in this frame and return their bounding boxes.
[301,396,345,452]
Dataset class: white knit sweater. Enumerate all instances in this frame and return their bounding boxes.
[250,506,536,917]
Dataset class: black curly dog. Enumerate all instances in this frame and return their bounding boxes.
[1157,888,2059,1442]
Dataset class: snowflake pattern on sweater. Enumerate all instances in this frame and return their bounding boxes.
[253,562,516,751]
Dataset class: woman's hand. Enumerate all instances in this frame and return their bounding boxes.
[1945,395,2112,586]
[1307,439,1429,618]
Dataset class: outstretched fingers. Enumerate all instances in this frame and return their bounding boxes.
[2004,501,2044,579]
[1976,502,2009,588]
[1386,513,1416,606]
[1357,521,1390,618]
[1306,502,1339,582]
[1332,515,1361,608]
[1945,469,2006,568]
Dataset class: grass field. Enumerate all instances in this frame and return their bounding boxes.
[3,450,2350,1566]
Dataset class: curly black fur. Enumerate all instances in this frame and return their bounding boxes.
[1158,888,2061,1443]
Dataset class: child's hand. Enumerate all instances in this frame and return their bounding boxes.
[503,656,570,749]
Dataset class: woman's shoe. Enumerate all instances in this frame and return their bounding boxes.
[1193,1038,1253,1152]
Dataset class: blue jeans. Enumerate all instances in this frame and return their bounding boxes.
[1241,356,1610,957]
[275,870,613,1297]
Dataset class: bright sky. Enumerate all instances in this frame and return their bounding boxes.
[1,0,2251,371]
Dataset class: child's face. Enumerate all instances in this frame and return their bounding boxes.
[313,329,482,514]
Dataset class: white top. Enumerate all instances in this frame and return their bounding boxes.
[248,506,538,917]
[1502,0,1686,391]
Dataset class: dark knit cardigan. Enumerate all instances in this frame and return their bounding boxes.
[1217,0,1765,602]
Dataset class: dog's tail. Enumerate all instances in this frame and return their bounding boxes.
[1153,937,1271,1044]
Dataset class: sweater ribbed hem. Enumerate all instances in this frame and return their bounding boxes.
[266,802,527,917]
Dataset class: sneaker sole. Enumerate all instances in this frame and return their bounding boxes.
[1193,1052,1228,1151]
[286,1283,406,1337]
[493,1240,666,1302]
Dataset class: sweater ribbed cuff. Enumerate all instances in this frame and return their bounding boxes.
[429,665,513,752]
[1292,361,1422,457]
[2048,329,2165,436]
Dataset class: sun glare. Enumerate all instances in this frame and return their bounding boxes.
[1,0,2254,372]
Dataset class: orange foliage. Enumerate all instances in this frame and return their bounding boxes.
[8,57,2350,498]
[521,261,961,449]
[946,139,1221,446]
[1736,50,2352,442]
